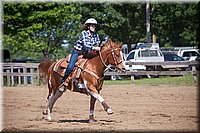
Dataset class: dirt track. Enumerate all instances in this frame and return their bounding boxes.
[2,84,199,132]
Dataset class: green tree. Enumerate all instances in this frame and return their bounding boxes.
[3,2,198,61]
[78,3,198,50]
[3,2,82,60]
[151,3,198,47]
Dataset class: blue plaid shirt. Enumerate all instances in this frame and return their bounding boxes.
[74,30,100,53]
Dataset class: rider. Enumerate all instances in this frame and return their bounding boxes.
[60,18,101,86]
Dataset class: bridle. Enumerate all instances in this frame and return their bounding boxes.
[98,47,124,73]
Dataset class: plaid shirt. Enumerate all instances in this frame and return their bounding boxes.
[74,30,100,53]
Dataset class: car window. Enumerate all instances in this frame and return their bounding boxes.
[173,55,182,61]
[163,53,184,61]
[127,51,135,60]
[150,50,158,56]
[139,49,158,57]
[139,49,149,57]
[183,51,199,57]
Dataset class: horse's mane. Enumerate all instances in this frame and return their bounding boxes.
[101,39,122,51]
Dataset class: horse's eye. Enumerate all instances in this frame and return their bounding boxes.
[116,53,120,57]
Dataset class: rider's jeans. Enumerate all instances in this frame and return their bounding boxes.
[61,49,81,83]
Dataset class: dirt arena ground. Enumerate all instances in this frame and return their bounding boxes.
[2,84,199,132]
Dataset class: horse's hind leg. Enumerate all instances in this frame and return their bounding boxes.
[43,74,64,120]
[46,89,63,120]
[43,81,53,115]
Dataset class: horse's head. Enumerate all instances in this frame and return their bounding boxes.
[101,39,126,73]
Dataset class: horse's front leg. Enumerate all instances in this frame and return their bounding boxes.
[89,96,97,123]
[84,80,114,118]
[89,91,114,115]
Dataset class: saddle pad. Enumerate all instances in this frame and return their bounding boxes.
[60,54,71,68]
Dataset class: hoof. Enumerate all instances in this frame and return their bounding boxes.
[46,116,52,121]
[43,110,47,115]
[107,108,114,115]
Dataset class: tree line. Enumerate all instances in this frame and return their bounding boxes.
[3,2,198,61]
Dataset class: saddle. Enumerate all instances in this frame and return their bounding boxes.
[53,55,87,78]
[52,55,88,93]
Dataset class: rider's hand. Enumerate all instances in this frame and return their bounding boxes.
[92,46,101,51]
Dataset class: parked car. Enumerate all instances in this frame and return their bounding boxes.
[162,52,189,70]
[177,49,200,61]
[163,52,185,61]
[124,48,164,71]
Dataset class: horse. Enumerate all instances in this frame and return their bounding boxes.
[38,39,126,123]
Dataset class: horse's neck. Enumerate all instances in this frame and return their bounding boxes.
[87,52,108,77]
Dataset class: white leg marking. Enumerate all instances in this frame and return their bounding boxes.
[48,74,52,88]
[89,110,94,116]
[83,80,104,103]
[107,108,114,115]
[46,90,63,120]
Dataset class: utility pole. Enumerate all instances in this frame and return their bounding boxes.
[146,0,151,46]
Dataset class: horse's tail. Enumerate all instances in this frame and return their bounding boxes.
[38,60,55,84]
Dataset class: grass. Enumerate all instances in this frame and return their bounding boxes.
[104,74,197,86]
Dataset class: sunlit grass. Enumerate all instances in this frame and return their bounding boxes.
[104,74,197,86]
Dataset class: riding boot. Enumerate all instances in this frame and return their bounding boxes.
[61,75,68,84]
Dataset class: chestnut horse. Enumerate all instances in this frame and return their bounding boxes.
[39,39,126,122]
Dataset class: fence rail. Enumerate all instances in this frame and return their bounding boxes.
[125,60,199,66]
[2,61,198,86]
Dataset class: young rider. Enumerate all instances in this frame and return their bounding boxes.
[60,18,101,87]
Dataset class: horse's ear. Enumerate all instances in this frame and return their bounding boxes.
[108,38,113,43]
[108,39,114,48]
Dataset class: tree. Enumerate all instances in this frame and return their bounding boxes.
[151,3,198,47]
[78,2,198,50]
[3,2,198,61]
[3,2,82,60]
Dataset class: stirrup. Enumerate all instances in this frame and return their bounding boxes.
[58,82,68,92]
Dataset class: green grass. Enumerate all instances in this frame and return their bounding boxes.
[104,74,197,86]
[135,74,196,86]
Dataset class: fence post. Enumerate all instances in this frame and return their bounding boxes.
[23,66,27,85]
[6,69,10,86]
[192,66,197,83]
[18,68,21,86]
[11,65,14,86]
[30,68,34,85]
[131,76,135,82]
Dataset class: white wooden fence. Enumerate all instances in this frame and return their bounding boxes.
[2,63,40,86]
[1,61,199,86]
